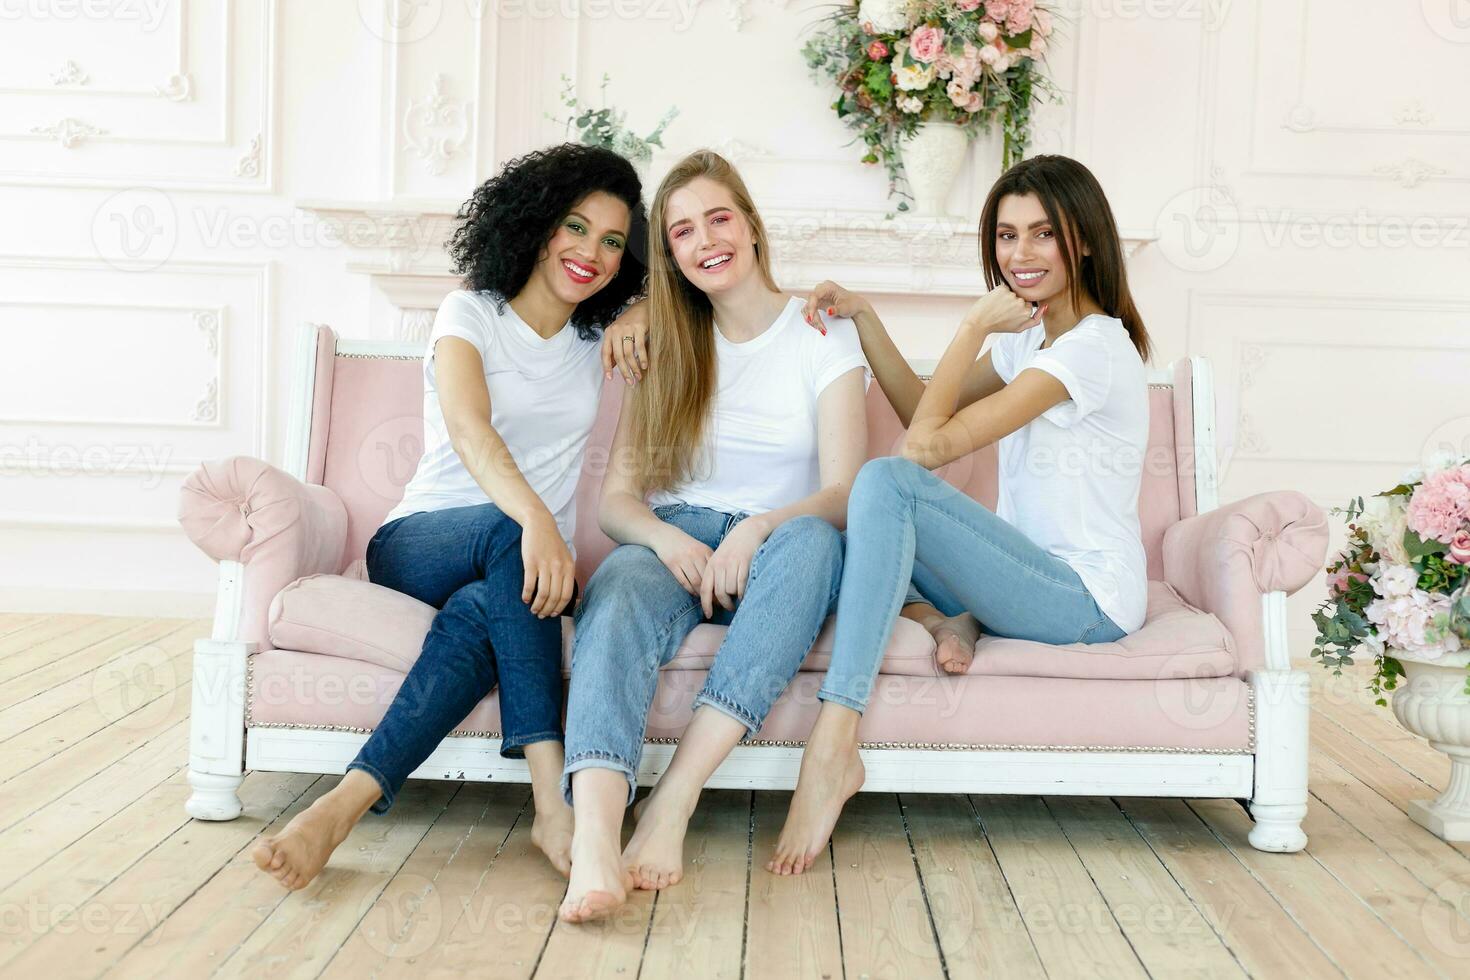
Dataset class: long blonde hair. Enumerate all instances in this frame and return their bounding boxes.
[624,150,780,494]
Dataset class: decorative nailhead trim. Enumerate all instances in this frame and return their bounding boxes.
[336,351,420,361]
[245,658,1255,755]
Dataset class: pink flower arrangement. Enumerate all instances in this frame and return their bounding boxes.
[909,24,945,63]
[1408,464,1470,544]
[1314,454,1470,700]
[1449,529,1470,565]
[805,0,1056,206]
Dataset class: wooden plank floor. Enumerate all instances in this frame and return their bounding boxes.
[2,611,1468,978]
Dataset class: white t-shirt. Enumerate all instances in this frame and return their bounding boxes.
[647,297,868,515]
[988,314,1150,633]
[384,290,605,555]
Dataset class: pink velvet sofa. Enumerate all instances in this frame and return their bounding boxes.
[178,324,1328,852]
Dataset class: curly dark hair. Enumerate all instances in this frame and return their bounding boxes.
[446,143,648,340]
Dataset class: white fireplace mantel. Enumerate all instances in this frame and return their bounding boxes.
[297,198,1157,338]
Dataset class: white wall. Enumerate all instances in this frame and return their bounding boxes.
[2,1,1467,654]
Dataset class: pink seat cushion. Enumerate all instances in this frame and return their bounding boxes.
[269,574,1235,683]
[267,573,933,677]
[965,580,1235,680]
[247,652,1252,753]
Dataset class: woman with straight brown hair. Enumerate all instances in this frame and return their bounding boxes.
[769,154,1155,875]
[556,150,869,922]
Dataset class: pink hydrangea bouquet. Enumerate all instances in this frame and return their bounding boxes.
[1313,453,1470,703]
[803,0,1057,208]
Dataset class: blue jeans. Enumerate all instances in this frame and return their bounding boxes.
[819,456,1126,713]
[348,503,566,814]
[561,504,844,805]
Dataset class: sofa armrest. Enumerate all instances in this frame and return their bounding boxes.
[1163,490,1328,673]
[179,456,348,647]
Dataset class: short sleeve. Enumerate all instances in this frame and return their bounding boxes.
[427,290,493,362]
[810,316,870,396]
[1024,323,1113,428]
[987,332,1016,383]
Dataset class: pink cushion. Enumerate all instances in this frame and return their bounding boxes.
[267,573,935,677]
[964,580,1235,681]
[269,574,433,674]
[247,652,1252,753]
[269,574,1235,683]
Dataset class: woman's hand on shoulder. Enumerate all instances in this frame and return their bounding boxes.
[802,281,872,336]
[602,299,649,385]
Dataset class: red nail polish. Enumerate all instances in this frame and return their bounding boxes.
[826,307,835,315]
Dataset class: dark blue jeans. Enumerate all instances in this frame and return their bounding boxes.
[348,503,567,814]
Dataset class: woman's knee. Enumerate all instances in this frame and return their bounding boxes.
[580,545,671,616]
[764,515,841,567]
[467,507,526,573]
[852,455,923,505]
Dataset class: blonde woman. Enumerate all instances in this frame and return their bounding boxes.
[557,151,869,922]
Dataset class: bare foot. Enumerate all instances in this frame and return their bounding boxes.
[767,741,865,876]
[622,789,693,890]
[559,830,631,923]
[932,612,982,675]
[531,797,575,877]
[251,796,358,891]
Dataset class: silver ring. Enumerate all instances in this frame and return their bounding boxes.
[622,335,634,343]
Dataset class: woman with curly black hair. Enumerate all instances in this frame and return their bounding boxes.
[252,143,647,890]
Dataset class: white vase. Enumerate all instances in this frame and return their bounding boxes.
[1391,651,1470,840]
[898,122,970,218]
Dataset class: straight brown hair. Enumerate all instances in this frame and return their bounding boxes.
[978,155,1153,363]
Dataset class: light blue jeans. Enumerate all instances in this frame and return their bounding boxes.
[819,456,1126,713]
[562,504,844,804]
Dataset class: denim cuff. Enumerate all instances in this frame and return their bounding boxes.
[499,730,563,760]
[562,751,637,808]
[816,687,869,716]
[345,760,395,815]
[691,690,762,740]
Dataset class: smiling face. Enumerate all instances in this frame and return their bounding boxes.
[533,190,631,306]
[994,192,1087,304]
[662,176,758,296]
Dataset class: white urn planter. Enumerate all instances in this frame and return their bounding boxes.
[899,122,968,218]
[1391,650,1470,840]
[898,122,1004,218]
